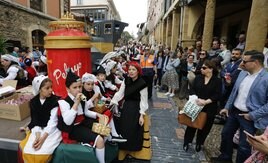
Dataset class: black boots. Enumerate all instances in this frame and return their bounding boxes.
[195,144,201,152]
[183,143,189,152]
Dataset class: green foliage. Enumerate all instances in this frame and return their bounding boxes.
[121,31,133,43]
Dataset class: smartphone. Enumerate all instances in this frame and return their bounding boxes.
[243,130,261,142]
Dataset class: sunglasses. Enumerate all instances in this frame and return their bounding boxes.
[199,53,206,55]
[242,59,255,64]
[201,66,208,70]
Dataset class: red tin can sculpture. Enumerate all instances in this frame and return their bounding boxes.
[44,13,92,98]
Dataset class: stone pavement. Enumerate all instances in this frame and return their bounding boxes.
[120,89,207,162]
[148,90,205,163]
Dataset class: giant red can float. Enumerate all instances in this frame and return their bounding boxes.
[44,13,92,98]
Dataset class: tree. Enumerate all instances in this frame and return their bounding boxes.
[121,31,134,45]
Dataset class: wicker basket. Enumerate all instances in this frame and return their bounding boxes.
[92,101,108,114]
[92,115,111,137]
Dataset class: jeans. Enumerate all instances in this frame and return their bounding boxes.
[219,108,256,163]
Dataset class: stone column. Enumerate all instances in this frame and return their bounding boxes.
[171,10,180,51]
[202,0,216,51]
[158,23,161,44]
[245,0,268,51]
[166,16,172,47]
[162,20,166,45]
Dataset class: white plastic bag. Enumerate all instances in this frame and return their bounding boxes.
[179,95,204,121]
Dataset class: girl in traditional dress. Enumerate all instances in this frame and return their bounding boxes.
[111,61,152,161]
[81,72,126,143]
[57,70,105,163]
[19,75,62,162]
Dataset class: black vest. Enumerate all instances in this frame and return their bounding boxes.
[82,88,95,101]
[124,76,147,101]
[28,94,59,130]
[57,96,86,133]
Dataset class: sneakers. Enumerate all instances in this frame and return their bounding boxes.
[111,135,127,143]
[169,93,175,97]
[165,92,171,96]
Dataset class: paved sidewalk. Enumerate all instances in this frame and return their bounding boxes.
[149,90,204,163]
[119,89,208,163]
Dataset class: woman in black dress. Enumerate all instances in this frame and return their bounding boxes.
[111,61,151,161]
[183,60,222,152]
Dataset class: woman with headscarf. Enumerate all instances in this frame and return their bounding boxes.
[0,54,27,88]
[111,61,152,161]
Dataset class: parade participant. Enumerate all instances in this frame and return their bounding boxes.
[94,65,117,102]
[81,72,99,102]
[81,72,126,143]
[37,55,47,76]
[57,70,106,163]
[23,58,37,85]
[183,60,222,152]
[211,50,268,163]
[0,54,27,88]
[104,60,122,96]
[19,75,61,162]
[110,61,152,161]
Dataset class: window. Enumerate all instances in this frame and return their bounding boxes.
[30,0,43,12]
[77,0,82,5]
[32,30,46,47]
[104,24,112,34]
[64,0,70,13]
[93,25,99,35]
[115,24,120,33]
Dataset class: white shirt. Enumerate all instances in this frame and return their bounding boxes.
[0,66,19,84]
[234,70,261,111]
[111,80,149,115]
[58,93,96,125]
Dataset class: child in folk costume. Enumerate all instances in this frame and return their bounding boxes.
[19,75,62,162]
[110,61,152,161]
[94,65,118,102]
[57,70,106,163]
[104,60,122,97]
[81,72,126,143]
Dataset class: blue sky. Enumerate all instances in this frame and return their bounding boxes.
[113,0,148,37]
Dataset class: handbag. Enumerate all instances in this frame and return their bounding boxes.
[177,112,207,129]
[187,71,196,86]
[178,78,189,99]
[181,95,204,121]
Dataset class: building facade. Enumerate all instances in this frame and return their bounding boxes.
[70,0,121,21]
[0,0,68,52]
[145,0,268,52]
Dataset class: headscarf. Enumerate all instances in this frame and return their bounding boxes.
[32,75,48,96]
[82,73,96,83]
[104,60,117,76]
[40,55,47,64]
[1,54,19,64]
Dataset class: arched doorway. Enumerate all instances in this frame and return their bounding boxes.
[32,30,46,52]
